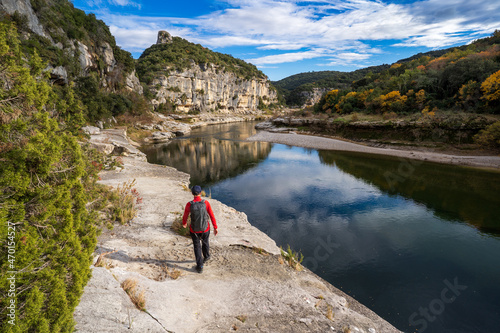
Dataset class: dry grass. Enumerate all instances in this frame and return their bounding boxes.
[95,250,117,269]
[161,264,182,280]
[170,213,191,237]
[326,304,334,320]
[107,179,142,225]
[235,315,247,323]
[121,278,146,311]
[252,247,269,256]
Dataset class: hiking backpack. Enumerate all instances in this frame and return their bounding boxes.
[190,200,209,232]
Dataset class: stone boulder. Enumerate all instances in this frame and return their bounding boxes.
[47,65,68,85]
[156,30,173,44]
[82,126,101,135]
[145,131,175,143]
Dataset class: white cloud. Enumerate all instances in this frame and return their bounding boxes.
[322,52,373,67]
[248,49,327,65]
[88,0,500,67]
[86,0,141,9]
[109,0,141,8]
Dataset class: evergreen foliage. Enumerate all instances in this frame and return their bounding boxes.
[0,21,104,332]
[137,37,267,84]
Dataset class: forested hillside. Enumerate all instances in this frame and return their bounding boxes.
[314,31,500,115]
[137,35,267,85]
[273,65,389,105]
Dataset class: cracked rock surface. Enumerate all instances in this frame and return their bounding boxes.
[74,130,402,333]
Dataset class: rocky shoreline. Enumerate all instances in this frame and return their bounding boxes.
[250,122,500,170]
[73,127,402,333]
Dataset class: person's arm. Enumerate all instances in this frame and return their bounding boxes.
[205,201,218,235]
[182,202,191,228]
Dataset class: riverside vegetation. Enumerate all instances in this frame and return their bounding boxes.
[274,31,500,149]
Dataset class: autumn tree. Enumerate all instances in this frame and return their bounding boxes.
[379,91,408,113]
[481,70,500,112]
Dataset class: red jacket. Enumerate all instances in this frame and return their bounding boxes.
[182,196,217,233]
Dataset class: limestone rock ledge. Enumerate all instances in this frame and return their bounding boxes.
[151,63,277,114]
[74,129,402,333]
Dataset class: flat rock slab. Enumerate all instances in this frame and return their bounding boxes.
[74,130,402,333]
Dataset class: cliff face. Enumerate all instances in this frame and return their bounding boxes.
[152,63,277,113]
[300,87,329,107]
[0,0,142,94]
[143,31,277,114]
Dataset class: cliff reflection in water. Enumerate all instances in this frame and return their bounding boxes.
[142,123,272,185]
[318,150,500,236]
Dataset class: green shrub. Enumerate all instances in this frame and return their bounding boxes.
[0,21,105,332]
[474,121,500,148]
[280,245,304,271]
[137,36,267,83]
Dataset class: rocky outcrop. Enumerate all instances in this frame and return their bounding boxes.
[301,87,330,107]
[148,30,278,114]
[0,0,48,38]
[0,0,143,95]
[151,62,277,114]
[87,127,147,161]
[156,30,173,44]
[125,70,143,94]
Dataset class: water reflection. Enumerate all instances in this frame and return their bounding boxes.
[209,145,500,333]
[143,122,500,333]
[318,150,500,236]
[141,122,272,185]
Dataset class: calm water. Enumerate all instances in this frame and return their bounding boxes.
[142,122,500,333]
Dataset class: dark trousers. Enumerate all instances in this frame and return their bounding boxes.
[190,230,210,268]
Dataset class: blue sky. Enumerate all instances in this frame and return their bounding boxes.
[71,0,500,81]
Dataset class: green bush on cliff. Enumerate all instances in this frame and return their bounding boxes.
[137,36,267,84]
[0,21,104,332]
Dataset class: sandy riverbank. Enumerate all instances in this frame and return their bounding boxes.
[247,130,500,170]
[73,128,402,333]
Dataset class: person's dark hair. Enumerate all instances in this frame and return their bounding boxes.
[191,185,202,195]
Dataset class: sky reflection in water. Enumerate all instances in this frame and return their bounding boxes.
[143,123,500,333]
[208,144,500,333]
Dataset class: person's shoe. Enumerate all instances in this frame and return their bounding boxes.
[196,265,203,273]
[203,256,211,263]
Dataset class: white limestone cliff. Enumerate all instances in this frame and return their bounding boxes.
[150,30,277,114]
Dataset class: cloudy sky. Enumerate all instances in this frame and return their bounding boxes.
[71,0,500,80]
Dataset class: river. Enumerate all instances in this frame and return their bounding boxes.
[141,121,500,333]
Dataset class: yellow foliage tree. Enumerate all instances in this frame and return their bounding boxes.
[380,91,408,112]
[481,70,500,104]
[322,89,340,113]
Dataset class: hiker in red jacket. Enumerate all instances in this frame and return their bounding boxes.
[182,185,218,273]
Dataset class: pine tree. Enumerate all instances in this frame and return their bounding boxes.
[0,21,101,333]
